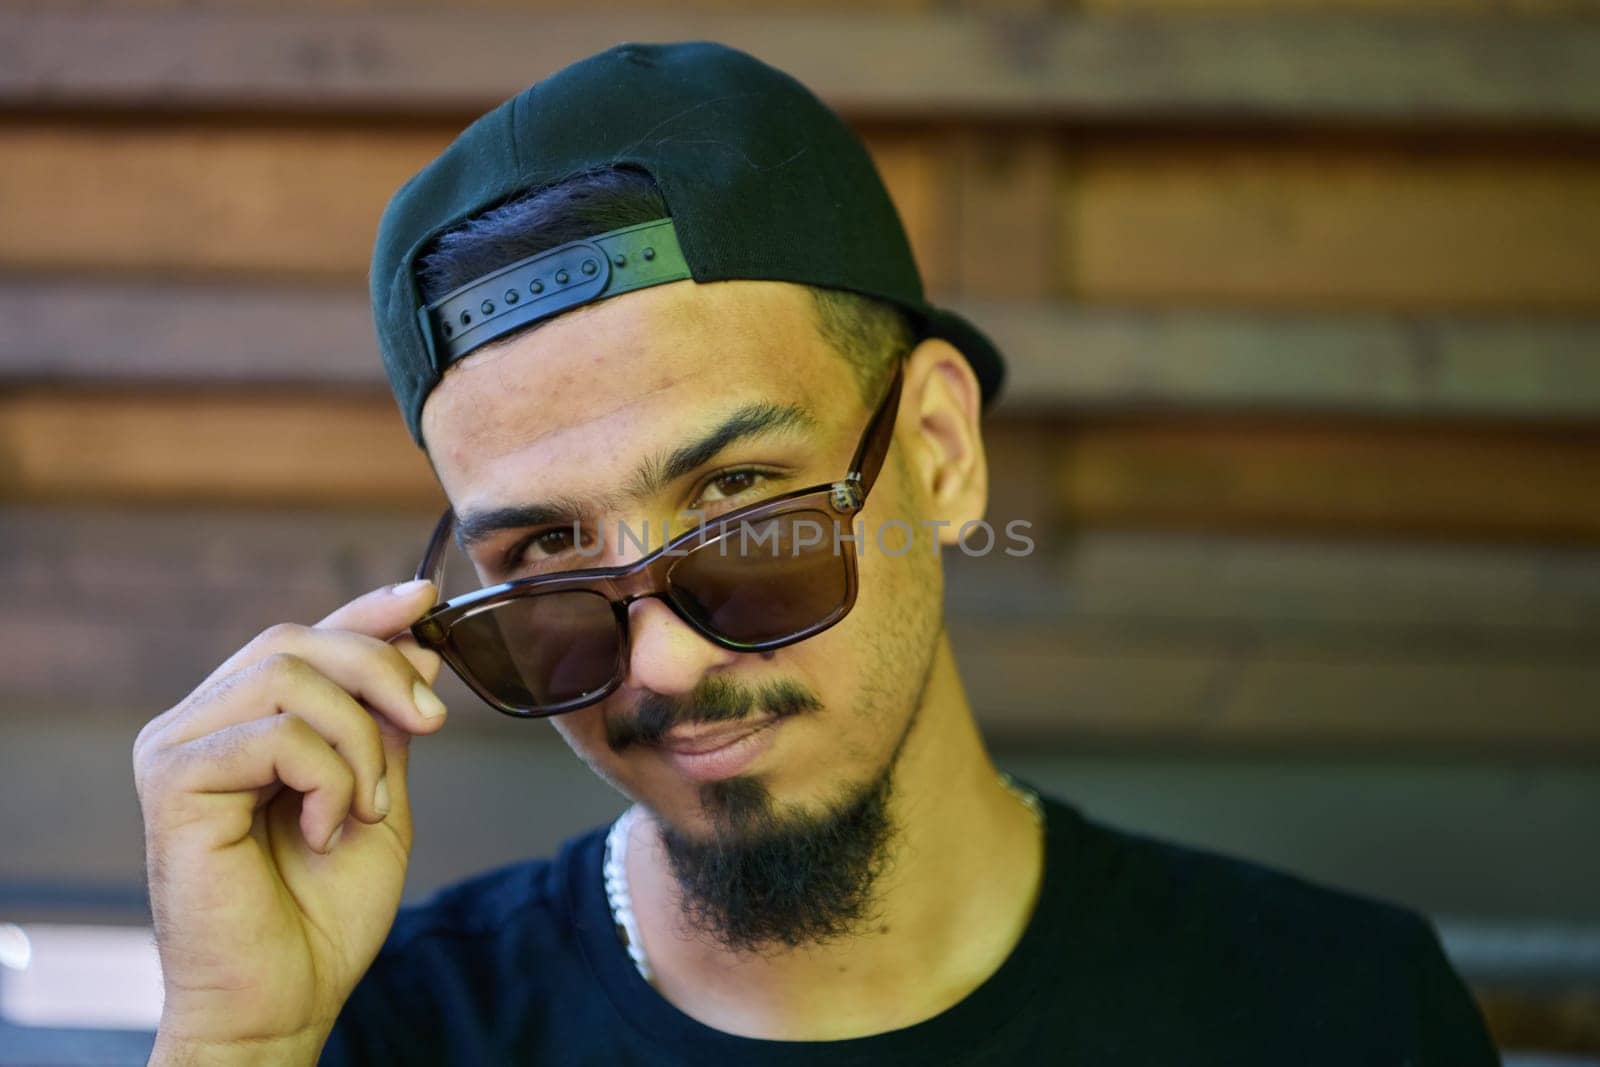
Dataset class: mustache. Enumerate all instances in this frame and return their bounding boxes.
[606,676,821,752]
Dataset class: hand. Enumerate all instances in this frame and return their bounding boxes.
[133,580,448,1063]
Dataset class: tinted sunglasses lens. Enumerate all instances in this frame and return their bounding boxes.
[668,508,850,646]
[448,590,620,710]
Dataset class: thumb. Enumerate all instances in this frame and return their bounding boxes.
[314,579,438,641]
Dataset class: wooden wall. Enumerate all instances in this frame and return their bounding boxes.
[1,1,1598,1054]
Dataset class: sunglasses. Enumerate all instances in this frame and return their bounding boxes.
[408,360,905,718]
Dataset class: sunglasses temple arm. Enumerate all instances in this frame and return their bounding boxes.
[414,508,456,589]
[846,361,905,495]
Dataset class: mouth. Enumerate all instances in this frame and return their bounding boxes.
[652,715,784,782]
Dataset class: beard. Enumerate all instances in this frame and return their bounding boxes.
[625,668,927,956]
[655,755,901,954]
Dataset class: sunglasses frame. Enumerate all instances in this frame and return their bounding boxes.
[408,360,905,718]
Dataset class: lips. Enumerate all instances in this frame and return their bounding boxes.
[657,715,776,755]
[652,715,786,782]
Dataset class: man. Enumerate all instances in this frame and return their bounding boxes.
[133,41,1499,1065]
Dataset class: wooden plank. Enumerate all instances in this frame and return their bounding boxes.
[1071,138,1600,308]
[1053,416,1600,542]
[1086,0,1595,11]
[5,506,1599,753]
[13,510,1596,642]
[1,10,1598,123]
[0,123,941,280]
[10,121,1600,313]
[14,517,1599,667]
[985,304,1600,419]
[1,0,936,11]
[952,627,1600,752]
[950,131,1059,299]
[0,389,441,507]
[0,280,382,385]
[955,538,1600,751]
[9,585,1600,748]
[0,122,446,278]
[859,132,957,295]
[955,528,1600,637]
[9,281,1600,420]
[10,121,1600,312]
[4,389,1599,543]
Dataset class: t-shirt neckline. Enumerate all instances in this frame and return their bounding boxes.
[567,783,1084,1063]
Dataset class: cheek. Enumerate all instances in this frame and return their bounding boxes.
[851,466,944,667]
[800,537,940,753]
[866,551,941,694]
[548,706,613,766]
[855,522,945,723]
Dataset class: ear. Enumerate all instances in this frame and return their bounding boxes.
[899,338,987,547]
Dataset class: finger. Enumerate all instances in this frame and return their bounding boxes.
[156,714,356,854]
[314,579,439,642]
[182,582,438,703]
[369,714,417,852]
[172,627,445,747]
[389,634,443,688]
[156,653,393,824]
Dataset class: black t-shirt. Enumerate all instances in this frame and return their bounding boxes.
[321,789,1500,1066]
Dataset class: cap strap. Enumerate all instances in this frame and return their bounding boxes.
[416,218,691,369]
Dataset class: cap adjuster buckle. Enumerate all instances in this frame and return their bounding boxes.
[416,217,690,368]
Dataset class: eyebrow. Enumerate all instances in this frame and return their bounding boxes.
[453,399,817,554]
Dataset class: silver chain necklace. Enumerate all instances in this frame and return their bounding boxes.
[602,771,1044,985]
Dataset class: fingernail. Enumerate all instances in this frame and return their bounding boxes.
[391,579,433,597]
[413,680,447,720]
[374,775,391,817]
[325,824,344,853]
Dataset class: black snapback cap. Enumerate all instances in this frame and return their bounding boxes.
[371,40,1007,448]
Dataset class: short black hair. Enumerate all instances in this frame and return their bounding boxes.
[416,166,913,406]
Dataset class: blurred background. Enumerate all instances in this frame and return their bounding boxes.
[1,0,1598,1063]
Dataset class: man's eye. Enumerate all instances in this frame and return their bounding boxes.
[504,526,579,569]
[696,469,767,506]
[531,527,576,554]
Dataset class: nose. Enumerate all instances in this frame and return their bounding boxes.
[621,593,738,698]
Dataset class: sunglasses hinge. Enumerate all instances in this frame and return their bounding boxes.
[830,475,865,513]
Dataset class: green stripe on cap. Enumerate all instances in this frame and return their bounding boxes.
[418,218,691,369]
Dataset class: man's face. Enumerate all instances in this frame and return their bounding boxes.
[420,280,944,848]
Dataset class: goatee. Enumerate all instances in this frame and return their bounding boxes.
[656,765,899,955]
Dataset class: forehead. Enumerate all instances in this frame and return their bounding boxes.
[419,279,845,507]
